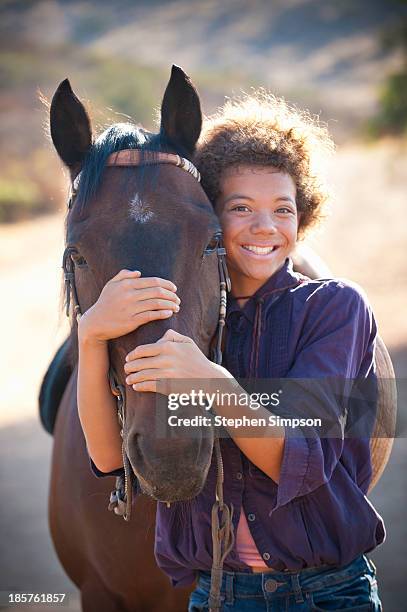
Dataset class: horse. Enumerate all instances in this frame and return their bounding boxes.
[48,66,222,612]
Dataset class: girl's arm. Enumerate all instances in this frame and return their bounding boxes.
[77,329,123,473]
[76,269,180,474]
[124,330,285,482]
[207,378,285,483]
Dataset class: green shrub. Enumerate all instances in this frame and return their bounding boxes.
[0,178,46,223]
[381,70,407,132]
[367,69,407,138]
[367,13,407,138]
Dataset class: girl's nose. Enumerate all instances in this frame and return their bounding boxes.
[250,212,278,234]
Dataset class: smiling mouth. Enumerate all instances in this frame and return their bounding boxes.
[241,245,280,256]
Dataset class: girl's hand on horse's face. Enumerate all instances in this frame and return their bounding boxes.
[124,329,230,394]
[78,270,180,342]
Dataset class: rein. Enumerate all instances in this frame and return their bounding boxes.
[62,149,233,612]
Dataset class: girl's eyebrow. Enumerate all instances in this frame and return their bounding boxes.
[222,193,254,204]
[222,194,296,205]
[277,196,296,205]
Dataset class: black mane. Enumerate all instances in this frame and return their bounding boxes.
[75,123,161,215]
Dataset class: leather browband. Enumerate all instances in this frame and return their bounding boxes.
[105,150,201,182]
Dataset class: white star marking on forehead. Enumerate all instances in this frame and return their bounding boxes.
[129,193,155,223]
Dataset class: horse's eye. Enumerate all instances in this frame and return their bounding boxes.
[204,234,220,255]
[71,252,88,267]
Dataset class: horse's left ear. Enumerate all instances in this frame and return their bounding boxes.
[160,65,202,157]
[50,79,92,168]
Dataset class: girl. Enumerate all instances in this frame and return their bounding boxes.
[78,93,384,611]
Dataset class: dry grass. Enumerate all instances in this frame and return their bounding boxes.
[309,138,407,348]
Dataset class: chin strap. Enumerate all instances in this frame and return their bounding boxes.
[107,370,134,522]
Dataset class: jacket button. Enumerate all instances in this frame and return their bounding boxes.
[262,552,270,560]
[236,472,243,480]
[248,513,255,521]
[264,578,278,593]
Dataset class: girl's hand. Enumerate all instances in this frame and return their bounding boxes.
[124,329,231,393]
[78,270,180,342]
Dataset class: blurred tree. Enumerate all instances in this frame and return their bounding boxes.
[369,3,407,136]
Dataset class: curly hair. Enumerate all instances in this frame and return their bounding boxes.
[195,91,334,236]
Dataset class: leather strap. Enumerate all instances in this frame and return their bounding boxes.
[105,150,201,182]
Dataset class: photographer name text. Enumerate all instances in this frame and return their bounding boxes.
[167,414,322,429]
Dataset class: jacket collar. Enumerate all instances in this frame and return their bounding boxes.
[226,258,303,323]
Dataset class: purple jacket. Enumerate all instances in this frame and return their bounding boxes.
[91,258,385,587]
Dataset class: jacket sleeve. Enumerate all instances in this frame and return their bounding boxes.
[272,281,377,511]
[89,456,125,479]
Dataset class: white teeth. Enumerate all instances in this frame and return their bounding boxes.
[242,245,276,255]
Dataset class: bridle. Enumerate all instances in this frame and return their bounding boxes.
[62,149,234,612]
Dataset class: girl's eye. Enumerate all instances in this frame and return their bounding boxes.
[231,205,250,212]
[276,207,294,214]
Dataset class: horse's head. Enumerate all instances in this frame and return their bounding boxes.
[50,66,221,502]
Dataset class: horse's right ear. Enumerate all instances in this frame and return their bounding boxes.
[50,79,92,168]
[160,65,202,157]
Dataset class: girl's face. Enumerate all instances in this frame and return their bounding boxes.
[216,165,299,297]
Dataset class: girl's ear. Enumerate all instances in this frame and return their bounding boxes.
[294,211,302,241]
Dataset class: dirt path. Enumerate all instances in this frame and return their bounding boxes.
[0,213,77,609]
[0,213,69,426]
[0,419,81,611]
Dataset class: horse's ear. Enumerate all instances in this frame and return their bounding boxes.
[160,65,202,157]
[50,79,92,168]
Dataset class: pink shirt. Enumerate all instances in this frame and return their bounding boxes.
[236,511,268,568]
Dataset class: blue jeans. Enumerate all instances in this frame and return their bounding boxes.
[188,555,381,611]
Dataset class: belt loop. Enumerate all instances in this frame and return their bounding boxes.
[291,573,304,604]
[225,573,234,605]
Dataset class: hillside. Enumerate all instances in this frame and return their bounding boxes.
[1,0,406,221]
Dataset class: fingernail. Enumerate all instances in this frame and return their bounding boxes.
[126,377,130,384]
[174,305,180,312]
[164,310,173,316]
